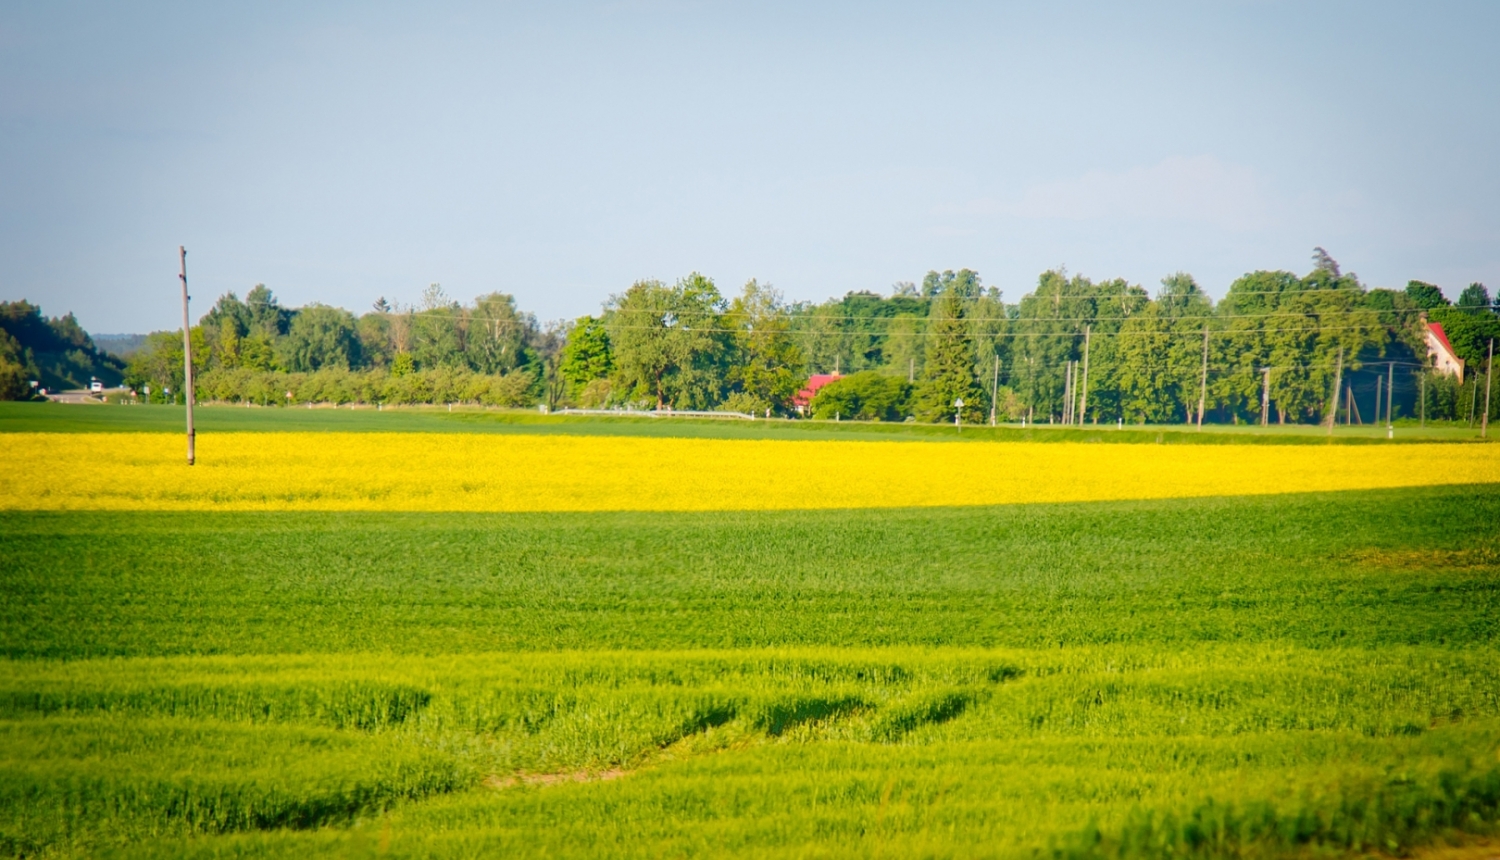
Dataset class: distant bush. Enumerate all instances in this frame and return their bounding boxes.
[194,366,535,407]
[810,371,913,421]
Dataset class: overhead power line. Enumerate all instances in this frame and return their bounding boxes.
[588,323,1430,339]
[598,307,1445,326]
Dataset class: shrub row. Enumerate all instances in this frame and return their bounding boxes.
[190,366,535,407]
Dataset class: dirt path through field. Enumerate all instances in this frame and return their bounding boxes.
[1404,839,1500,860]
[483,769,628,789]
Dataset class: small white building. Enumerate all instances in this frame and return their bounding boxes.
[1425,322,1465,378]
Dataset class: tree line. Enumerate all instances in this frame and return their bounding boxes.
[559,250,1497,426]
[114,283,552,407]
[5,249,1497,425]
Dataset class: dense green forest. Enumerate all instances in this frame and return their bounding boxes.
[0,301,125,398]
[7,250,1498,424]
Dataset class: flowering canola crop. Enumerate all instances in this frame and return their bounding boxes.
[4,432,1497,512]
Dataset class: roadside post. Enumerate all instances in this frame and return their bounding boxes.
[1386,362,1394,440]
[1484,339,1494,439]
[179,246,195,465]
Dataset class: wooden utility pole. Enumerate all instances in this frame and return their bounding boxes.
[1470,366,1480,427]
[1070,360,1078,424]
[1327,347,1343,436]
[1259,367,1270,426]
[1420,372,1425,429]
[989,354,999,427]
[1062,361,1072,425]
[1078,324,1091,426]
[1026,355,1034,427]
[1062,358,1074,423]
[179,246,195,466]
[1385,362,1395,438]
[1196,327,1209,430]
[1484,339,1494,439]
[1068,361,1077,424]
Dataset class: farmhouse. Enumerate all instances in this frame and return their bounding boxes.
[1425,321,1464,378]
[792,373,842,414]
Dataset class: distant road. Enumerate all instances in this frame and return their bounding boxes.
[43,391,104,405]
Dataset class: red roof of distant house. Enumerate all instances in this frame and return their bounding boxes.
[1427,322,1457,356]
[793,373,842,407]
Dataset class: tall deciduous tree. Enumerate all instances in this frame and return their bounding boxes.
[882,313,924,382]
[244,285,289,336]
[722,280,806,415]
[1214,255,1381,425]
[1458,282,1493,313]
[559,315,613,398]
[1115,273,1213,423]
[356,312,392,369]
[922,269,982,299]
[606,274,728,409]
[411,284,462,370]
[200,292,254,343]
[276,304,361,372]
[463,292,535,375]
[1405,281,1448,310]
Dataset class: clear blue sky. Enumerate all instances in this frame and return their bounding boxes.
[3,1,1496,334]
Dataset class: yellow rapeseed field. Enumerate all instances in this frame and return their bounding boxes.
[4,432,1498,512]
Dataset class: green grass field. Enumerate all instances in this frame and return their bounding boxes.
[3,401,1499,857]
[3,477,1500,857]
[3,400,1486,444]
[4,489,1498,657]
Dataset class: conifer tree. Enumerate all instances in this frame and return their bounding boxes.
[914,289,987,423]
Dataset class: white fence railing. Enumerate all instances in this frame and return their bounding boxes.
[553,408,758,421]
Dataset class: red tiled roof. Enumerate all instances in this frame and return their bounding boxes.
[1427,322,1457,357]
[793,373,842,407]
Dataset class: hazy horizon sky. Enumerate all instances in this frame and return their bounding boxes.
[3,1,1497,334]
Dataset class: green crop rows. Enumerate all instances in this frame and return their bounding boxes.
[1,400,1474,444]
[3,477,1499,856]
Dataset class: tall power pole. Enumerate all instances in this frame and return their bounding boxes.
[1484,339,1494,439]
[1062,361,1073,425]
[179,246,195,465]
[1259,367,1271,426]
[989,354,999,427]
[1470,365,1480,427]
[1385,362,1394,439]
[1196,327,1209,431]
[1078,324,1091,426]
[1327,347,1343,437]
